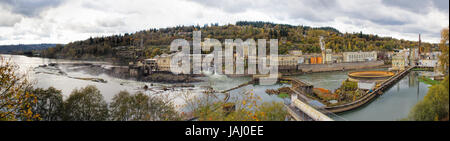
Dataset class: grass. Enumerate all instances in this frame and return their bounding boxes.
[412,68,434,71]
[419,76,440,85]
[278,93,290,98]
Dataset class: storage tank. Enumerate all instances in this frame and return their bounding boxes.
[317,57,323,64]
[310,57,316,64]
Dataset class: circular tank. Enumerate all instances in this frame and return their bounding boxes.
[348,71,394,82]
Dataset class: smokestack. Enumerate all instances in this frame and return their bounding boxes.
[418,34,422,58]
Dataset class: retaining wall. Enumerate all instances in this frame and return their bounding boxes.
[298,61,384,73]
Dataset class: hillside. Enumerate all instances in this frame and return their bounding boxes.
[0,44,58,55]
[39,21,437,64]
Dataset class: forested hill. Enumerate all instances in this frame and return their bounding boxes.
[40,21,436,63]
[0,44,58,54]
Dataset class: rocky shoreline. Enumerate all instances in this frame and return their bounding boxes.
[35,61,389,84]
[36,62,202,84]
[138,73,202,83]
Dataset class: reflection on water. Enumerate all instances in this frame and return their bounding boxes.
[3,54,433,120]
[292,68,387,91]
[227,84,291,104]
[335,71,430,121]
[196,75,251,91]
[227,69,432,121]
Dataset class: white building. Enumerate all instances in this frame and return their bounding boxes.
[391,52,406,71]
[297,57,305,64]
[288,50,303,56]
[418,60,439,67]
[324,49,333,64]
[343,51,377,62]
[424,52,442,60]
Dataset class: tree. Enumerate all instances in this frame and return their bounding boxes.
[129,92,151,120]
[147,93,181,121]
[1,56,40,121]
[40,21,432,62]
[63,85,109,121]
[151,48,161,57]
[31,87,64,121]
[110,91,131,121]
[186,89,287,121]
[342,80,357,91]
[405,27,449,121]
[438,27,449,74]
[110,91,180,121]
[408,76,449,121]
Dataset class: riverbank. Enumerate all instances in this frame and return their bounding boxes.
[297,61,386,73]
[226,61,387,77]
[42,62,203,84]
[139,73,202,83]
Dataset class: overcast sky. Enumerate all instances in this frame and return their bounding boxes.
[0,0,448,45]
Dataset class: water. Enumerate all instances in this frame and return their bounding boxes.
[292,68,387,91]
[226,83,291,104]
[291,69,431,121]
[2,54,432,120]
[336,71,430,121]
[1,54,205,110]
[228,68,432,121]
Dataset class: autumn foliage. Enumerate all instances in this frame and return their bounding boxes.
[0,56,40,121]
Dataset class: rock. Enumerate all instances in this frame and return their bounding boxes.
[141,73,202,83]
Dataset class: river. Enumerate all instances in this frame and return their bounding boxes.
[216,68,431,121]
[1,54,206,110]
[336,71,430,121]
[2,54,431,120]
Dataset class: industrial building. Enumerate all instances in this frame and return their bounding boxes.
[391,53,406,71]
[343,51,377,62]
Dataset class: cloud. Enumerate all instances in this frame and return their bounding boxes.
[0,0,448,45]
[187,0,448,42]
[97,19,126,28]
[382,0,449,14]
[0,0,67,17]
[0,9,22,27]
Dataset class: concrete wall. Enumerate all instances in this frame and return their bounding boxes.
[298,61,384,73]
[111,66,129,74]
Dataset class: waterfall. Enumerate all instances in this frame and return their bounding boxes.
[203,65,226,80]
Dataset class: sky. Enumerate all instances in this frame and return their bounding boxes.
[0,0,448,45]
